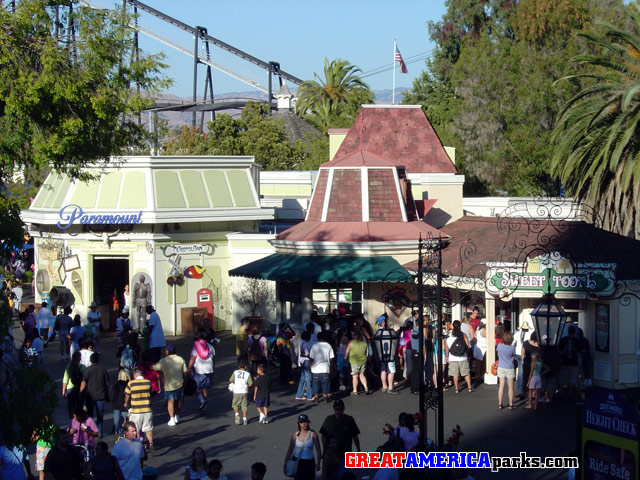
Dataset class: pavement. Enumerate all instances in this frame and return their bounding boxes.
[9,316,585,480]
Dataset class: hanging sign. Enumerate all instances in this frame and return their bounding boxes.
[161,243,215,257]
[184,265,205,279]
[582,390,638,480]
[486,252,616,300]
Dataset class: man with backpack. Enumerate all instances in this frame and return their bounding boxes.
[247,328,267,376]
[558,324,580,399]
[444,320,473,393]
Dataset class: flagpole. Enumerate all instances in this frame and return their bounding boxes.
[392,39,397,105]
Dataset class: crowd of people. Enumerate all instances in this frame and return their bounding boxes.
[1,291,594,480]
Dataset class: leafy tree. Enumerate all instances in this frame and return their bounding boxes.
[296,58,374,132]
[0,0,169,447]
[404,0,627,196]
[552,2,640,238]
[162,102,308,170]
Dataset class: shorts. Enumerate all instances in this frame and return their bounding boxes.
[255,398,270,408]
[36,445,51,471]
[559,365,579,388]
[312,372,330,395]
[129,412,153,432]
[351,363,366,375]
[497,367,515,379]
[380,362,396,374]
[232,393,249,411]
[164,387,183,401]
[449,360,470,377]
[529,375,542,390]
[193,372,214,391]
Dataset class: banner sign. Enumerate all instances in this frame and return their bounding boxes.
[486,252,616,300]
[57,204,142,229]
[582,390,639,480]
[161,243,215,257]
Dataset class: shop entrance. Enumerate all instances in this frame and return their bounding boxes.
[92,256,129,330]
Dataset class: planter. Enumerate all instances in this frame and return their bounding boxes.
[243,316,265,334]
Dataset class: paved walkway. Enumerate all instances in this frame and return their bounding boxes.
[16,322,578,479]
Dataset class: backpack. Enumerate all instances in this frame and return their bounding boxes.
[449,335,467,357]
[562,337,577,360]
[194,339,210,360]
[248,335,263,361]
[70,363,84,386]
[120,346,138,372]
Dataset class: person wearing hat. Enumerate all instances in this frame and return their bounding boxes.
[283,414,322,479]
[145,305,165,363]
[152,344,187,426]
[514,318,533,398]
[319,399,360,472]
[87,301,102,353]
[116,306,133,349]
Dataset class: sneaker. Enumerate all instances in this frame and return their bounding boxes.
[263,416,269,424]
[199,400,208,411]
[258,415,265,424]
[295,397,305,401]
[339,385,347,391]
[168,418,176,426]
[243,418,248,425]
[174,415,180,423]
[234,415,241,425]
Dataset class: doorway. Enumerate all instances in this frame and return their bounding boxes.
[92,256,129,330]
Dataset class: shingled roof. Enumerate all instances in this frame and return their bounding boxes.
[332,105,457,174]
[403,216,640,282]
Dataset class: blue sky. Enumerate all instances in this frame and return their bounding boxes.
[91,0,448,97]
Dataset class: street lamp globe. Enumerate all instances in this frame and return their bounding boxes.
[372,326,399,363]
[530,294,567,347]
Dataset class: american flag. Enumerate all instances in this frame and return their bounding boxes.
[395,45,408,74]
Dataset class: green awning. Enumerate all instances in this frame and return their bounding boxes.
[229,254,412,283]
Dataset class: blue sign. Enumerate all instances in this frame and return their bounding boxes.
[583,390,639,441]
[57,204,143,230]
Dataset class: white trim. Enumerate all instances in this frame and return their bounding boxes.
[226,233,277,240]
[146,169,156,212]
[407,173,465,186]
[260,171,314,185]
[321,168,334,222]
[361,104,422,110]
[361,167,369,222]
[246,169,262,207]
[271,239,421,253]
[223,171,236,207]
[392,167,408,222]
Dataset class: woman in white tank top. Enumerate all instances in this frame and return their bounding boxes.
[283,414,322,480]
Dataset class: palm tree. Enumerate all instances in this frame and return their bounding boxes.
[551,3,640,238]
[296,58,374,131]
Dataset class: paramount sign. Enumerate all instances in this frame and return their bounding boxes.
[57,204,142,229]
[486,252,616,299]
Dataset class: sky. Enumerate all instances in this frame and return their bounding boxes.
[89,0,448,98]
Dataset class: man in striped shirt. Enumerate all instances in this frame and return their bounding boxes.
[124,367,156,455]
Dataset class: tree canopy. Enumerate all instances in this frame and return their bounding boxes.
[552,2,640,238]
[403,0,627,196]
[0,0,169,447]
[161,102,328,170]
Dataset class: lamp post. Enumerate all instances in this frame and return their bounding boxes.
[530,294,567,348]
[372,326,399,364]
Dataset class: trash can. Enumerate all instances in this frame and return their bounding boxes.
[181,307,207,335]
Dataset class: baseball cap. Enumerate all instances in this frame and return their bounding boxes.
[297,414,310,423]
[122,306,130,314]
[165,344,176,354]
[333,399,345,409]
